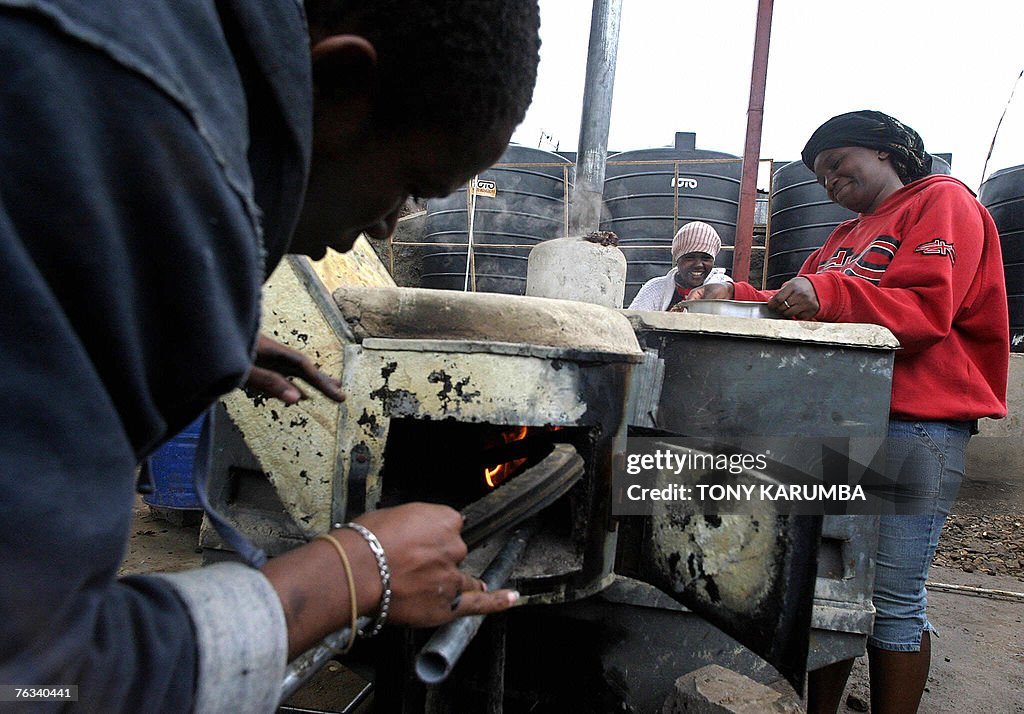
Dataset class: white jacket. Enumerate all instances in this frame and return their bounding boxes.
[628,267,731,311]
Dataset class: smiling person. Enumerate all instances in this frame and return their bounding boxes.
[693,110,1009,713]
[0,1,540,712]
[627,221,732,311]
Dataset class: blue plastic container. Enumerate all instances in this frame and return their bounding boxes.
[141,414,207,510]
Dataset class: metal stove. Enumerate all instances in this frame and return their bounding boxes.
[328,286,642,603]
[202,278,653,709]
[201,263,871,711]
[622,308,898,681]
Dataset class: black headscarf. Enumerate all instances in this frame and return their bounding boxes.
[801,110,932,184]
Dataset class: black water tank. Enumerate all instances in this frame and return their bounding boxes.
[979,164,1024,352]
[419,145,570,294]
[765,155,953,289]
[765,160,855,289]
[601,132,741,304]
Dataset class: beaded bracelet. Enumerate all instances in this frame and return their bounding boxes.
[336,521,391,637]
[313,533,359,654]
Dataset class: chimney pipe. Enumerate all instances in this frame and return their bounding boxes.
[569,0,623,235]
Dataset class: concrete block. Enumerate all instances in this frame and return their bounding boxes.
[966,353,1024,483]
[526,235,627,308]
[662,665,803,713]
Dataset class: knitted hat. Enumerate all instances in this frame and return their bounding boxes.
[671,221,721,263]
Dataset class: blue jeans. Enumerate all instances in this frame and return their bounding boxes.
[868,420,972,651]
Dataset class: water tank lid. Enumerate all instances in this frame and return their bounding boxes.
[674,132,697,151]
[983,163,1024,182]
[623,310,899,349]
[334,286,643,360]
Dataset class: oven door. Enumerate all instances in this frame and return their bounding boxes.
[616,440,822,694]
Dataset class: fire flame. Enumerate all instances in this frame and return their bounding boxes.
[483,426,530,488]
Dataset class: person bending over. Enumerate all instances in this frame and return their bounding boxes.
[0,1,541,711]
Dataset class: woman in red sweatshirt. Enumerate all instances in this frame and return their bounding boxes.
[696,110,1009,713]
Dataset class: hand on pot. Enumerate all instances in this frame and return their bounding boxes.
[767,277,820,319]
[687,282,735,300]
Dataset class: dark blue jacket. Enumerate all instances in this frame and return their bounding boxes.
[0,1,311,710]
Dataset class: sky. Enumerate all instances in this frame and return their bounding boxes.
[510,0,1024,192]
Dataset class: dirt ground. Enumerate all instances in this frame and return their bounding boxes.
[837,472,1024,714]
[123,471,1024,713]
[118,498,203,578]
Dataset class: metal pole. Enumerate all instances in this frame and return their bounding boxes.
[280,616,373,703]
[464,176,479,291]
[733,0,774,283]
[569,0,623,235]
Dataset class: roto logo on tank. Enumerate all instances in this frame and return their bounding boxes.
[671,177,698,189]
[471,179,497,198]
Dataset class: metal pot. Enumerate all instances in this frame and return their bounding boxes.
[681,299,782,319]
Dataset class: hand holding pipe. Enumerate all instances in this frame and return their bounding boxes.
[280,445,580,702]
[414,520,537,685]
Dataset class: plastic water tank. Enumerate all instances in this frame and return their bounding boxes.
[765,160,855,289]
[601,132,741,304]
[979,163,1024,352]
[765,155,953,289]
[419,145,571,294]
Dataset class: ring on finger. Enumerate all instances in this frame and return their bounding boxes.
[783,299,792,309]
[461,573,485,592]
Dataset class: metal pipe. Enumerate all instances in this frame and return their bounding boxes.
[928,580,1024,602]
[415,521,538,684]
[280,616,372,703]
[569,0,623,235]
[732,0,774,283]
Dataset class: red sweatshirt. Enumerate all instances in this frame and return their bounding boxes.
[734,175,1008,421]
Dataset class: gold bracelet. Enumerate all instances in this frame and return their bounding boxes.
[314,533,358,654]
